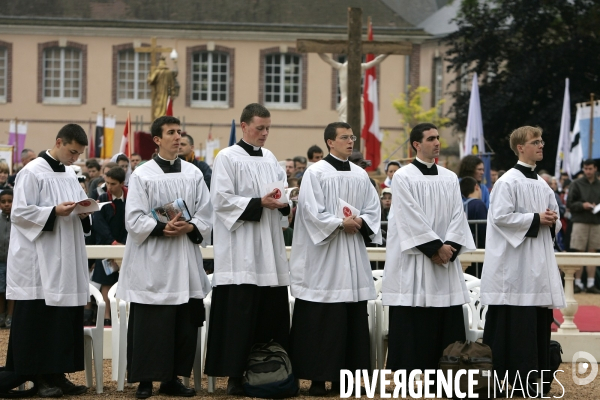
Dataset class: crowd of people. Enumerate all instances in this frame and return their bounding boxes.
[0,104,577,398]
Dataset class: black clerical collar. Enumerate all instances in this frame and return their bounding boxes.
[237,139,263,157]
[513,163,538,180]
[411,158,438,175]
[153,154,181,173]
[324,154,351,171]
[41,151,65,173]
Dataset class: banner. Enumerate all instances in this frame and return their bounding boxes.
[575,101,600,162]
[8,120,27,164]
[463,73,486,155]
[554,78,571,180]
[205,139,220,166]
[102,115,116,159]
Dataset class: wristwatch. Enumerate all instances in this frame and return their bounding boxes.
[338,222,344,231]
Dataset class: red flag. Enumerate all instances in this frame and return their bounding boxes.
[166,96,173,116]
[88,126,95,158]
[119,112,132,158]
[361,21,381,172]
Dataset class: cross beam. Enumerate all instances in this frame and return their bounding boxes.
[297,8,412,150]
[135,37,172,69]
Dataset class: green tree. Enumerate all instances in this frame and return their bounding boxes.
[444,0,600,172]
[385,86,449,160]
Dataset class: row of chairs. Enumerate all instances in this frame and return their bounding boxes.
[82,273,487,393]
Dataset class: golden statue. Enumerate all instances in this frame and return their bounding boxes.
[148,56,179,120]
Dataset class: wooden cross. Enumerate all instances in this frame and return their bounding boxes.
[134,37,172,69]
[297,8,413,150]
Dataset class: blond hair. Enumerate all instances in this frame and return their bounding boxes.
[509,126,542,156]
[0,161,9,174]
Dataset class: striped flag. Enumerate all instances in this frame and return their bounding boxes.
[166,96,173,116]
[569,106,583,177]
[119,112,132,158]
[361,20,381,172]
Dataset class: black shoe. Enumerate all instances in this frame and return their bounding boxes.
[51,374,87,395]
[159,378,195,397]
[226,377,245,396]
[136,382,152,399]
[574,285,582,294]
[308,381,327,397]
[585,286,600,294]
[103,319,112,327]
[36,376,63,398]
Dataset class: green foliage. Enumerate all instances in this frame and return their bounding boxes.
[444,0,600,171]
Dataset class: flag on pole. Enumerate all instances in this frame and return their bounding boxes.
[464,73,486,155]
[166,96,173,116]
[8,121,27,164]
[229,119,236,146]
[555,78,571,181]
[569,105,584,176]
[361,20,381,172]
[95,113,104,159]
[119,112,132,158]
[101,115,116,159]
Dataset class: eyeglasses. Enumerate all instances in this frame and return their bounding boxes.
[526,140,545,147]
[339,135,357,142]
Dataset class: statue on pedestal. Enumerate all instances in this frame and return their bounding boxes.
[148,56,179,121]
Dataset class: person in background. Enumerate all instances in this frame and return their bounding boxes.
[8,149,36,187]
[307,145,324,162]
[285,159,296,180]
[85,159,101,180]
[91,167,128,326]
[0,161,12,190]
[381,188,392,222]
[458,155,490,208]
[293,156,308,178]
[116,154,130,172]
[0,189,13,329]
[381,161,401,189]
[130,153,143,170]
[460,176,487,277]
[178,133,212,190]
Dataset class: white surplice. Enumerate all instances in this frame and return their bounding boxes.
[7,157,89,306]
[290,161,382,302]
[116,159,212,305]
[481,168,566,308]
[211,145,289,287]
[382,163,476,307]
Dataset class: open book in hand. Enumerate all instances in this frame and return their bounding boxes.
[337,198,359,219]
[73,199,111,214]
[264,181,288,204]
[151,198,192,223]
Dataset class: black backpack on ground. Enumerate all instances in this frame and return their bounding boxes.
[242,341,299,399]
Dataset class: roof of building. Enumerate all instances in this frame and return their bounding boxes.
[0,0,430,37]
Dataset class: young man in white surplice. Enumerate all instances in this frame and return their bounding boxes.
[116,116,213,399]
[481,126,565,396]
[382,123,475,377]
[6,124,91,397]
[205,103,291,396]
[289,122,382,396]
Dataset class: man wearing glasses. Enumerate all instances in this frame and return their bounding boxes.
[481,126,565,396]
[289,122,381,396]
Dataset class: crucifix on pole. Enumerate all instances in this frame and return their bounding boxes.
[297,8,412,150]
[134,37,172,69]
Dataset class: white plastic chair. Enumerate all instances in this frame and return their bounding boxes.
[84,284,106,393]
[108,282,129,391]
[370,270,384,369]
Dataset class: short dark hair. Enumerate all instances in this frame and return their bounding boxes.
[86,159,101,170]
[386,161,401,172]
[583,159,597,167]
[460,176,478,198]
[151,116,180,139]
[324,122,351,151]
[131,152,141,158]
[240,103,270,125]
[105,166,126,183]
[57,124,88,146]
[0,189,13,198]
[458,155,484,179]
[307,145,323,159]
[181,133,194,146]
[116,154,129,164]
[293,156,307,165]
[409,123,437,152]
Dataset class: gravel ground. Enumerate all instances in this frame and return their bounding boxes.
[0,292,598,399]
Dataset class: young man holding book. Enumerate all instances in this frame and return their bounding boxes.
[116,116,213,399]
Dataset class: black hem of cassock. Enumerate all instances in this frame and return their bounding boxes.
[483,305,552,384]
[127,301,204,383]
[204,284,290,378]
[6,300,84,375]
[289,299,371,382]
[386,305,465,372]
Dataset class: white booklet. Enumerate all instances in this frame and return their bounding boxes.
[264,181,288,204]
[337,198,359,219]
[593,204,600,214]
[73,199,111,214]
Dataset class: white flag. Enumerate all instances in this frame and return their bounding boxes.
[569,106,583,177]
[464,73,486,155]
[555,78,571,180]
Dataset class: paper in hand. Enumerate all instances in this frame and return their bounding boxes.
[73,199,104,214]
[593,204,600,214]
[264,181,288,203]
[337,198,359,219]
